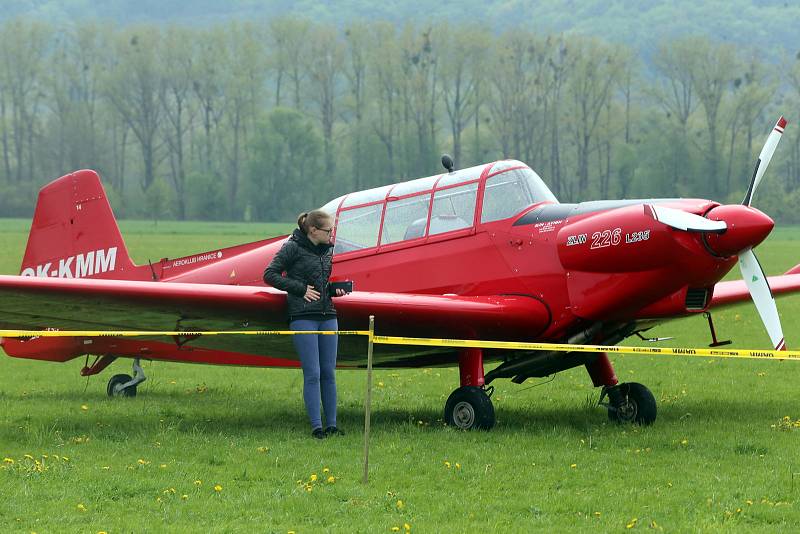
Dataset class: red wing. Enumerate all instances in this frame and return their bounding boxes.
[710,273,800,308]
[0,275,550,366]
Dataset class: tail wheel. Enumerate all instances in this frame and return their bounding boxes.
[107,373,137,397]
[444,386,495,430]
[607,382,656,425]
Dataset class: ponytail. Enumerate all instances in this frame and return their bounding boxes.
[297,212,309,232]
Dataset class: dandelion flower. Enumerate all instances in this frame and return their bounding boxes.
[76,504,87,512]
[214,484,223,492]
[327,476,335,484]
[680,439,688,446]
[444,461,451,468]
[137,459,148,465]
[62,456,70,462]
[23,454,34,460]
[626,518,637,529]
[391,528,400,533]
[455,463,461,469]
[98,531,108,534]
[257,447,269,453]
[181,495,188,500]
[310,473,318,482]
[396,499,404,509]
[323,467,330,474]
[404,523,411,531]
[570,464,577,468]
[194,480,202,486]
[159,464,167,469]
[3,458,14,464]
[81,405,89,411]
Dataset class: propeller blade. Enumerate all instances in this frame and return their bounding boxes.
[738,248,786,350]
[743,116,787,206]
[648,205,727,232]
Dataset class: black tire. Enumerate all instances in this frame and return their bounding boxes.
[107,374,137,398]
[607,382,656,425]
[444,386,495,430]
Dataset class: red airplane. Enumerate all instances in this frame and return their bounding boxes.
[2,117,799,430]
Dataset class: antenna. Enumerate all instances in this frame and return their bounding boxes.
[441,154,454,173]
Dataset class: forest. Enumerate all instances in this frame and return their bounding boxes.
[1,16,799,222]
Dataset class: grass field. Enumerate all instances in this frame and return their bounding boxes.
[2,218,800,532]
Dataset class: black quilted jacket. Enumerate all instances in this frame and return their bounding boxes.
[263,228,336,320]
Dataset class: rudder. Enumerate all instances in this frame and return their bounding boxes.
[20,170,147,280]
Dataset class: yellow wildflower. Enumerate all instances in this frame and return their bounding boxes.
[681,439,688,445]
[594,512,601,517]
[137,459,148,465]
[214,484,223,492]
[181,495,188,500]
[257,447,269,453]
[455,463,461,469]
[323,467,330,474]
[391,528,400,533]
[77,503,87,512]
[194,480,202,486]
[62,456,70,462]
[396,499,404,509]
[570,464,577,468]
[310,473,318,482]
[3,458,14,464]
[23,454,34,460]
[626,518,637,529]
[404,524,411,531]
[81,405,89,411]
[327,476,335,483]
[159,464,167,468]
[444,461,451,468]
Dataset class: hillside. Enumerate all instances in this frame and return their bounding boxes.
[2,0,798,61]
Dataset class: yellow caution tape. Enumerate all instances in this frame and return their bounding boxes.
[0,329,369,338]
[372,336,800,361]
[1,330,797,362]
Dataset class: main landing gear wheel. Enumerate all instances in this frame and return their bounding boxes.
[604,382,657,425]
[106,358,147,398]
[107,374,137,397]
[444,386,495,430]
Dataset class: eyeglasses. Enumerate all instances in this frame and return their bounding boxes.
[315,227,333,235]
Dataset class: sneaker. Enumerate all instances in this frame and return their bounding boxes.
[324,426,344,437]
[311,428,326,439]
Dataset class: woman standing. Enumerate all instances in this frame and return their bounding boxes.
[264,210,346,439]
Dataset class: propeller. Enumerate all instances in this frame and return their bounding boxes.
[743,116,787,206]
[739,248,785,350]
[648,205,727,232]
[737,117,787,350]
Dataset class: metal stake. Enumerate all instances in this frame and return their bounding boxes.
[362,315,375,484]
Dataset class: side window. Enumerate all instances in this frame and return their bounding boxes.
[429,182,478,236]
[381,193,431,245]
[481,169,534,223]
[333,204,382,254]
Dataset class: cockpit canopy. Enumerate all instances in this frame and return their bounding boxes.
[319,160,557,254]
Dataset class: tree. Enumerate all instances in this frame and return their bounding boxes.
[245,108,323,221]
[104,26,165,192]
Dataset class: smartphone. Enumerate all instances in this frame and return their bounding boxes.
[328,280,354,294]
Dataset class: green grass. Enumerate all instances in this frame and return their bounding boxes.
[2,219,800,532]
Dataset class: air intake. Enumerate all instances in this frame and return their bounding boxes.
[685,288,709,311]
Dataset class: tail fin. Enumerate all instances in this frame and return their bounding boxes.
[20,170,148,280]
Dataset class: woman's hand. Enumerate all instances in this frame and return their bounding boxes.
[334,288,346,297]
[304,285,321,302]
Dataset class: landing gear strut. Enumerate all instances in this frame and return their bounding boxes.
[106,358,147,398]
[444,348,496,430]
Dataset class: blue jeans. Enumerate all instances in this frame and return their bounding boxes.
[290,318,339,430]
